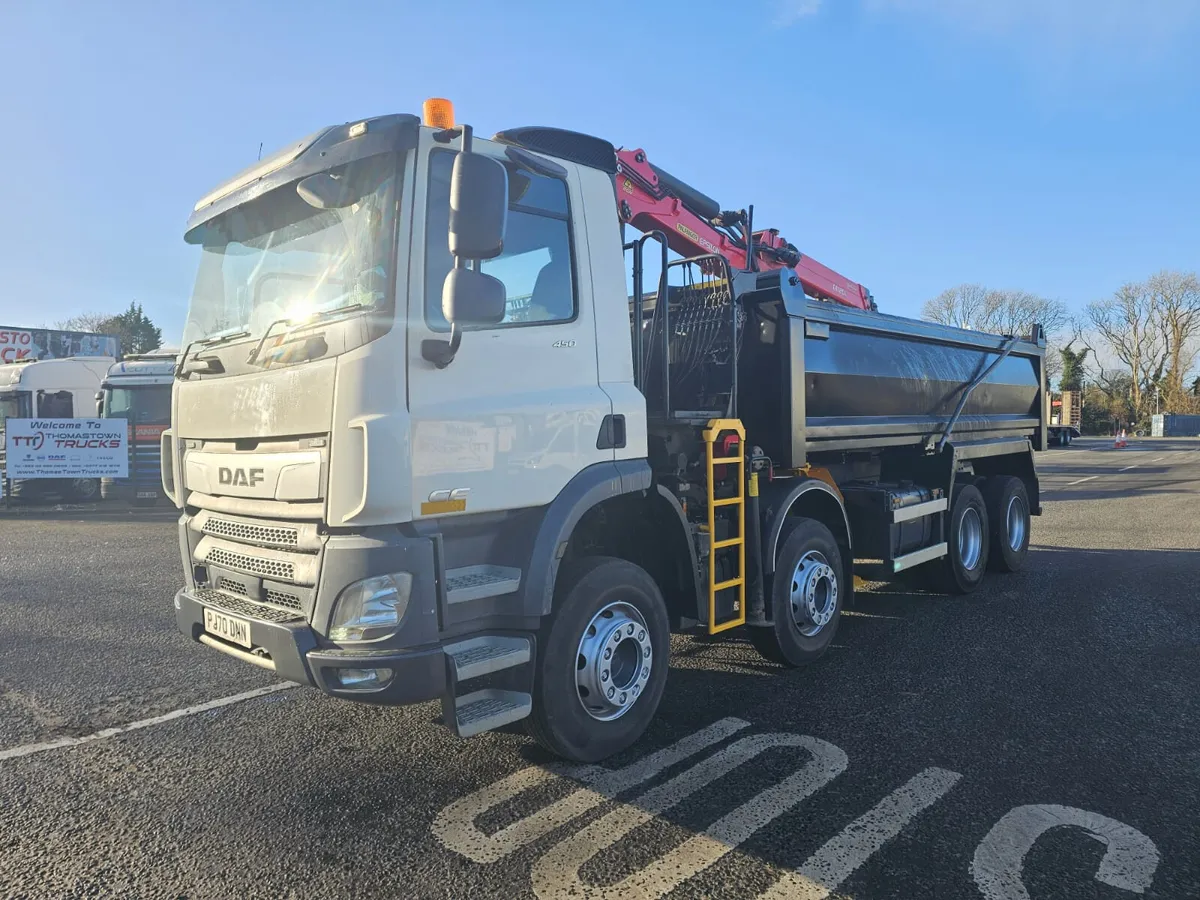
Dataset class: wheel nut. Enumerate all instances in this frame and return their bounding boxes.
[604,648,612,660]
[601,670,609,682]
[638,629,645,641]
[607,687,615,699]
[620,693,627,704]
[627,624,635,635]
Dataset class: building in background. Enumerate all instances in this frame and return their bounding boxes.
[0,326,120,363]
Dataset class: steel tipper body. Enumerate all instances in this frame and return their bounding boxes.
[99,353,177,504]
[0,356,116,502]
[167,102,1045,762]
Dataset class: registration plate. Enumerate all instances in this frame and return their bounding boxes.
[203,608,253,649]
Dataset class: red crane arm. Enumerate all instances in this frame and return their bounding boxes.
[614,148,875,312]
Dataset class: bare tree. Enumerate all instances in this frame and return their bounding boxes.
[1146,269,1200,409]
[922,284,991,331]
[922,284,1069,340]
[55,312,117,333]
[1084,281,1168,419]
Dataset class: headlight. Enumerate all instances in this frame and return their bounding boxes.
[328,573,413,642]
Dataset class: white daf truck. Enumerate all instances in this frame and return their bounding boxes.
[166,102,1046,762]
[1,356,115,502]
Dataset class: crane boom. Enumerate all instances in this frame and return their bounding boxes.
[614,147,876,312]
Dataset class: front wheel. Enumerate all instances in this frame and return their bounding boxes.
[748,518,843,668]
[67,478,101,502]
[526,556,670,763]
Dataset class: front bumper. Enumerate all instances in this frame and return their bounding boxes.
[174,522,447,707]
[174,587,447,705]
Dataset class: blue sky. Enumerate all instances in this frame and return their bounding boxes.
[1,0,1198,344]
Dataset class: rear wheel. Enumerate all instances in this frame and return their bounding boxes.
[982,476,1029,573]
[926,484,989,594]
[526,556,670,762]
[748,518,843,667]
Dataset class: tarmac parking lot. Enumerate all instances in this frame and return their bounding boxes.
[1,438,1198,899]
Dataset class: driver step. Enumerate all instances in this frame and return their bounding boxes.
[453,689,532,738]
[445,565,522,605]
[444,636,531,681]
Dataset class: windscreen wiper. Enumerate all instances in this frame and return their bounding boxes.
[177,329,252,377]
[246,302,373,366]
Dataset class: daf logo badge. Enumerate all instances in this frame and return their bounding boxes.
[219,466,265,488]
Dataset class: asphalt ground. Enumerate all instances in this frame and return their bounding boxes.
[1,438,1198,899]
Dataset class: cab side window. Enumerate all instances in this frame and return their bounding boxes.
[425,150,575,329]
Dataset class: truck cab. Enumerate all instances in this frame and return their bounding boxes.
[98,352,178,504]
[166,103,1045,762]
[0,356,116,502]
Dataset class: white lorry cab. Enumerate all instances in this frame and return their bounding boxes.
[0,356,116,501]
[98,352,178,504]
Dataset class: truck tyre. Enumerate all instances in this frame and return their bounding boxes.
[68,478,101,503]
[982,476,1029,573]
[526,556,670,763]
[927,484,989,594]
[748,518,843,668]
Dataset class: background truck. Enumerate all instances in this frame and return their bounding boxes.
[164,100,1046,763]
[0,356,115,502]
[1047,389,1082,446]
[98,352,178,505]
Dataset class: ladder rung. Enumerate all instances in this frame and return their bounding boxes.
[710,456,742,465]
[712,497,742,507]
[713,577,744,591]
[712,537,742,549]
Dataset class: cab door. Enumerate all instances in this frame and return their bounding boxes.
[406,135,614,519]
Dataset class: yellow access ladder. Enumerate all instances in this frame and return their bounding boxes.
[702,419,746,634]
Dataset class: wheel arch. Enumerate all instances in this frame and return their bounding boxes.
[760,477,853,605]
[521,461,698,626]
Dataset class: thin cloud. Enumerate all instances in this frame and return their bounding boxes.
[775,0,823,26]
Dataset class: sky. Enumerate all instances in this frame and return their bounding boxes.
[1,0,1198,345]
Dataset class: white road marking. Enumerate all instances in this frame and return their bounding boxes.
[1065,476,1098,486]
[972,804,1160,899]
[0,683,296,763]
[1120,465,1138,472]
[1149,456,1164,462]
[530,732,848,900]
[433,717,749,864]
[758,767,962,900]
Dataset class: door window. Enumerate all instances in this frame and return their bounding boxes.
[424,150,575,329]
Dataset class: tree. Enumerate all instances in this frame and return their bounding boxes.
[922,285,1069,340]
[1146,269,1200,410]
[1059,344,1090,392]
[55,312,117,333]
[98,302,163,355]
[1084,281,1167,422]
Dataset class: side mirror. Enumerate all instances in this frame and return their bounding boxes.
[443,268,506,327]
[448,153,508,260]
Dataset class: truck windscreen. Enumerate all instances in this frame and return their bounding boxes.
[105,386,171,427]
[181,151,401,347]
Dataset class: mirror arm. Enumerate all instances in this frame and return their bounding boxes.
[420,324,461,369]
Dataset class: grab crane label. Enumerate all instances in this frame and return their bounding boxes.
[4,418,128,479]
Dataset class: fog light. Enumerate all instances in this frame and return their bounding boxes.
[336,667,394,690]
[328,573,413,642]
